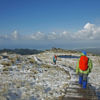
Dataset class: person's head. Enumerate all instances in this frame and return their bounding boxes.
[82,51,87,55]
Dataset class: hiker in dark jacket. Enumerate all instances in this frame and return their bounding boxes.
[76,51,93,89]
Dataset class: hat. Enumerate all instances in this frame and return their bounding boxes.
[82,51,87,55]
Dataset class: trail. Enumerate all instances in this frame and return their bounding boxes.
[62,66,98,100]
[34,56,98,100]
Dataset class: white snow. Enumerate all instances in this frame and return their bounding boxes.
[36,51,100,93]
[0,51,100,99]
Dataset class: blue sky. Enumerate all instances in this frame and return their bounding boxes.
[0,0,100,49]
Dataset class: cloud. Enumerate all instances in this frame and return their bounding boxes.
[59,31,71,40]
[0,30,19,40]
[0,22,100,41]
[30,31,46,40]
[11,30,19,40]
[46,23,100,40]
[47,32,58,40]
[84,22,95,30]
[0,34,10,40]
[74,22,100,40]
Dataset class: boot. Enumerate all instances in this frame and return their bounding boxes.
[83,81,87,89]
[79,76,83,85]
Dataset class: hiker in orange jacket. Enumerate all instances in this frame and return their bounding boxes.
[76,51,93,89]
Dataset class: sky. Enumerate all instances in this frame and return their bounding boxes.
[0,0,100,50]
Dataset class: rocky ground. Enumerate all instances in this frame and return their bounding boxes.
[0,53,70,100]
[0,50,100,100]
[36,50,100,99]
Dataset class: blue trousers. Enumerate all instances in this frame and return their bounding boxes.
[79,73,88,89]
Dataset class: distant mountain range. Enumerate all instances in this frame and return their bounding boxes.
[0,49,43,55]
[75,48,100,55]
[0,48,100,56]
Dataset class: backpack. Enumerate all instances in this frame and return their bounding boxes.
[79,56,88,71]
[55,55,57,60]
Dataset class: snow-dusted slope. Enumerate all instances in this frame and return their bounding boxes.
[36,51,100,92]
[0,51,100,100]
[0,53,71,100]
[35,51,99,99]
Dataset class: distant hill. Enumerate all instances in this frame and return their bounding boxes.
[76,48,100,55]
[0,49,43,55]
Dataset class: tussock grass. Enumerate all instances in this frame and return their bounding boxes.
[29,58,36,64]
[0,56,3,59]
[3,67,9,71]
[1,61,12,66]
